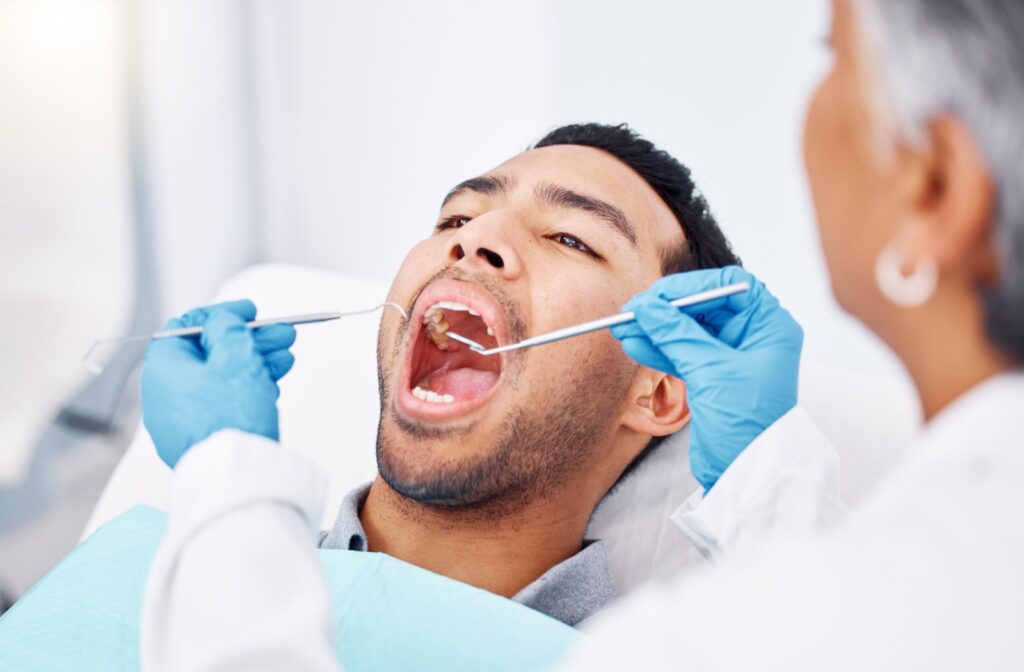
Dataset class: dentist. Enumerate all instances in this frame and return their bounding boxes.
[140,0,1024,670]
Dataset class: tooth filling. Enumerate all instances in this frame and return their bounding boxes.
[422,304,495,351]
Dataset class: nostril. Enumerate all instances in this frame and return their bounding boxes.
[478,248,504,269]
[451,244,466,261]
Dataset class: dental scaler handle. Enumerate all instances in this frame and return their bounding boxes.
[152,312,344,340]
[83,302,408,375]
[142,302,406,342]
[465,282,750,356]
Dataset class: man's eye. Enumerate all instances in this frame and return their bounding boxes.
[551,233,598,258]
[436,215,472,231]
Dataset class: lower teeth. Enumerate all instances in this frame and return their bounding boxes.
[412,386,455,404]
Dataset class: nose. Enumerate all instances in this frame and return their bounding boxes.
[445,211,524,280]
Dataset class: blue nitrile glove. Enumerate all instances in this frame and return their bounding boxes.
[140,299,298,468]
[611,266,803,491]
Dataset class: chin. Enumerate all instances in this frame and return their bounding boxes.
[374,421,508,509]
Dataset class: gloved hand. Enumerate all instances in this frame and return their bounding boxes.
[140,299,298,468]
[611,266,803,491]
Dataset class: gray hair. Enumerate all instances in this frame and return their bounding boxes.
[852,0,1024,362]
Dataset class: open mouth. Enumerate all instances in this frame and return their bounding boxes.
[399,282,507,420]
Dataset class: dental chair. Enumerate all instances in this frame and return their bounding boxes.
[83,264,921,596]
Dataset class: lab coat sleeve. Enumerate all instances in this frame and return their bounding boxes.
[140,429,342,672]
[672,405,846,560]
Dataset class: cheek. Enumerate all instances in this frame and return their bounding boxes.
[536,264,648,327]
[519,275,636,387]
[516,334,633,418]
[380,238,445,361]
[389,239,440,300]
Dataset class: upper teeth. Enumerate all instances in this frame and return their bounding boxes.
[422,301,493,349]
[423,301,478,319]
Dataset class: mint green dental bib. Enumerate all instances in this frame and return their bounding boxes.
[0,506,578,671]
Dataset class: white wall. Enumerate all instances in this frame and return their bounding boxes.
[137,0,262,316]
[0,0,132,482]
[250,0,561,279]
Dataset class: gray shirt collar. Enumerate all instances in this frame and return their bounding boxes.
[319,482,615,627]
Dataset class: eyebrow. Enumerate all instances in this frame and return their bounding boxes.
[440,174,639,251]
[441,175,513,208]
[534,182,638,249]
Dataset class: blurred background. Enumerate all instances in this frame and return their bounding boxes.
[0,0,904,610]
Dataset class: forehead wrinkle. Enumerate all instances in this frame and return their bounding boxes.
[533,181,639,249]
[441,174,515,208]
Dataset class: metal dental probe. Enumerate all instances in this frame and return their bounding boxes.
[82,302,408,375]
[445,282,750,356]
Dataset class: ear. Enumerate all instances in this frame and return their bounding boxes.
[621,369,691,438]
[898,114,998,284]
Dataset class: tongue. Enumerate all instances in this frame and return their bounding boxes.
[426,367,498,400]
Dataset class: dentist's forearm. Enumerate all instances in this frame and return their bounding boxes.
[141,430,340,672]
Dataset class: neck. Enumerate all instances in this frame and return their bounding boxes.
[888,289,1012,422]
[359,477,594,598]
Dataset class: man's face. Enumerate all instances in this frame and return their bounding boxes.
[376,144,685,511]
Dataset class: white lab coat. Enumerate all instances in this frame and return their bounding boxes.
[141,371,1024,672]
